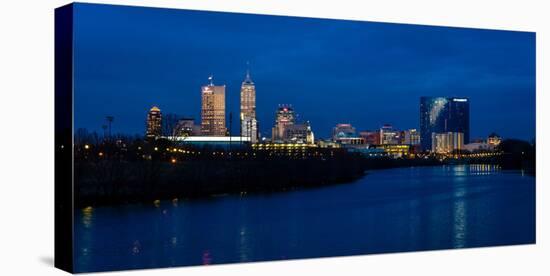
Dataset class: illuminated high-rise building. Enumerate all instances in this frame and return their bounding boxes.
[201,76,226,136]
[146,106,162,138]
[240,70,258,143]
[420,97,470,151]
[271,105,295,142]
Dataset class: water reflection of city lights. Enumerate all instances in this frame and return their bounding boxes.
[453,188,467,248]
[239,226,250,262]
[82,206,93,229]
[452,165,467,176]
[468,164,501,175]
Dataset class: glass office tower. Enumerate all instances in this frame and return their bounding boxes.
[420,97,470,151]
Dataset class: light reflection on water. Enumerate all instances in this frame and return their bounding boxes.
[81,206,93,228]
[453,187,467,248]
[74,165,535,273]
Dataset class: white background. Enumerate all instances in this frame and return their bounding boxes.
[0,0,547,275]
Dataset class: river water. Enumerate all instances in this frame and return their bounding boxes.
[74,165,535,272]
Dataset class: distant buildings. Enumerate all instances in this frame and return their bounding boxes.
[284,122,315,144]
[464,133,502,152]
[146,106,162,138]
[272,105,295,142]
[332,124,363,145]
[463,141,492,152]
[380,124,400,145]
[332,124,356,140]
[240,70,258,143]
[142,72,482,155]
[174,118,201,137]
[359,130,381,146]
[271,105,314,144]
[201,76,227,136]
[420,97,470,151]
[402,129,421,146]
[431,132,464,154]
[487,133,502,147]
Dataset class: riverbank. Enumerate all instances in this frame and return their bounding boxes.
[74,142,534,207]
[74,154,443,207]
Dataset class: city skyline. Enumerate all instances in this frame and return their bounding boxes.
[73,3,535,140]
[57,4,537,273]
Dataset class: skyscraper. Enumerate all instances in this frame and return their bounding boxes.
[201,76,226,136]
[420,97,470,151]
[240,70,258,143]
[146,106,162,138]
[271,105,295,142]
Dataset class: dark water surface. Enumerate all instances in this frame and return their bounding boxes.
[74,165,535,272]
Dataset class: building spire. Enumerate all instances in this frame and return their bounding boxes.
[244,61,253,84]
[208,74,213,86]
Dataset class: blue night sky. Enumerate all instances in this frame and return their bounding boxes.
[73,3,536,140]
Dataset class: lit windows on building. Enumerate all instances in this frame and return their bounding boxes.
[332,123,357,142]
[146,106,162,138]
[487,133,502,147]
[174,118,200,137]
[271,105,295,142]
[380,124,400,145]
[403,129,421,145]
[359,130,381,145]
[376,144,411,158]
[283,121,315,144]
[420,97,470,151]
[201,76,227,136]
[431,132,464,154]
[270,105,315,144]
[240,70,258,143]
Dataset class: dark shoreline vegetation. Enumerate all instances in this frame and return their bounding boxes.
[73,137,535,208]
